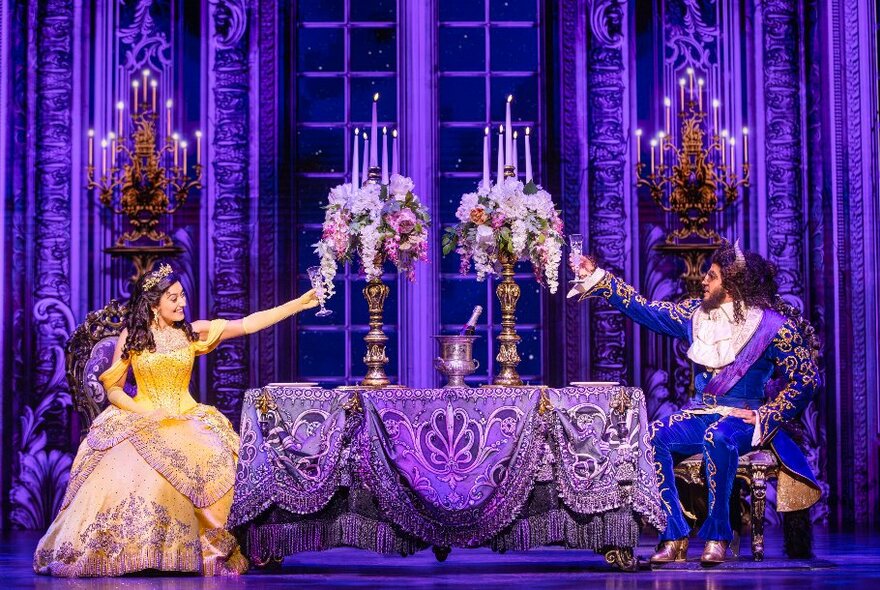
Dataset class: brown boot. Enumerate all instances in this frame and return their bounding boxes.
[700,540,729,566]
[650,538,689,564]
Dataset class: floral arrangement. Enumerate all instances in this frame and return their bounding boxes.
[442,177,564,293]
[314,174,430,296]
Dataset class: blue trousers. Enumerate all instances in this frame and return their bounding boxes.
[651,411,754,541]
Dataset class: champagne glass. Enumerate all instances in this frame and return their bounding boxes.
[307,266,333,318]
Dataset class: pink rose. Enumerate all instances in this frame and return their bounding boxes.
[393,208,418,234]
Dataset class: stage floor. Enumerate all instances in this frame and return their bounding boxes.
[5,528,879,589]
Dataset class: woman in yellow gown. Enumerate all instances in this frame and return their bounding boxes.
[33,263,319,576]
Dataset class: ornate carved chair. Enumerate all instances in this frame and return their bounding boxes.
[673,431,814,561]
[65,299,133,439]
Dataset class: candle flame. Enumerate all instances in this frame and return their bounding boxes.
[729,137,736,145]
[108,132,116,139]
[100,139,108,148]
[664,97,671,106]
[392,129,398,138]
[180,141,188,149]
[686,67,694,75]
[363,132,368,139]
[649,139,657,147]
[507,95,513,103]
[132,80,139,88]
[484,126,489,135]
[150,79,158,88]
[634,128,643,136]
[525,127,531,135]
[742,127,749,135]
[354,127,360,134]
[373,93,380,101]
[172,132,179,140]
[166,99,173,108]
[658,131,666,139]
[513,131,518,139]
[698,78,705,86]
[195,130,202,138]
[116,101,124,110]
[499,124,504,133]
[88,129,95,137]
[712,99,720,108]
[678,78,685,86]
[142,69,150,77]
[383,126,387,134]
[721,129,728,137]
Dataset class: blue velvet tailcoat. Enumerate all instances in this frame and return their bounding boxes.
[585,272,821,511]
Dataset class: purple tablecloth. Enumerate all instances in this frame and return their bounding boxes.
[228,385,665,563]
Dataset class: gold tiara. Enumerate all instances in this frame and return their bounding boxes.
[142,263,174,291]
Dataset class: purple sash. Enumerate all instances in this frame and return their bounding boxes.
[701,309,786,399]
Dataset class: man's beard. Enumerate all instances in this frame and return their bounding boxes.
[701,287,727,312]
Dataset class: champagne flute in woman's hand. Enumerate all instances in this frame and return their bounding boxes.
[307,266,333,317]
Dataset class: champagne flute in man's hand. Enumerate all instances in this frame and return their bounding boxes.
[307,266,333,317]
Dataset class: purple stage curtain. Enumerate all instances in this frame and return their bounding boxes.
[229,385,662,561]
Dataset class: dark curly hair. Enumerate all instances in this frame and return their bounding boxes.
[122,263,198,360]
[711,242,820,357]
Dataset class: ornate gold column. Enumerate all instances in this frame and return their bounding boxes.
[493,252,522,386]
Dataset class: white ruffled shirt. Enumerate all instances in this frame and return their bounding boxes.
[568,268,763,445]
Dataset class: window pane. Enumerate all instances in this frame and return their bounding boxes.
[350,77,397,122]
[490,0,537,22]
[296,127,344,173]
[351,0,395,22]
[298,331,347,375]
[489,76,538,122]
[297,77,345,122]
[297,28,345,72]
[298,0,344,22]
[440,0,486,22]
[439,27,485,72]
[490,27,538,71]
[439,176,480,222]
[441,279,489,327]
[295,177,343,224]
[439,76,486,121]
[351,27,397,72]
[439,127,482,173]
[517,332,542,376]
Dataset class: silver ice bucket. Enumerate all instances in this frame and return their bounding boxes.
[433,335,480,388]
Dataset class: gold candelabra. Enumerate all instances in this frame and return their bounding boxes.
[635,68,751,297]
[87,69,202,252]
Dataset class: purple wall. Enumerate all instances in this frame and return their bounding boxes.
[1,0,879,530]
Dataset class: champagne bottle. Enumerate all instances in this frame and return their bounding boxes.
[459,305,483,336]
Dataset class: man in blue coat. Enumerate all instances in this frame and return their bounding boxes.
[568,241,821,566]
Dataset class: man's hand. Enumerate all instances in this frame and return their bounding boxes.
[293,289,320,312]
[729,408,757,424]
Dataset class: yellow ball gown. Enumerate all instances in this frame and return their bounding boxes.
[33,319,248,576]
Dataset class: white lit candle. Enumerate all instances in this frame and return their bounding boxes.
[720,130,728,165]
[352,127,360,187]
[742,127,749,163]
[181,140,188,173]
[687,67,694,100]
[697,78,704,111]
[101,139,108,176]
[482,126,490,189]
[392,129,399,176]
[109,132,116,168]
[165,99,172,137]
[150,79,157,112]
[87,129,94,167]
[381,126,389,184]
[496,124,504,182]
[634,129,642,163]
[132,81,139,113]
[172,132,179,167]
[664,97,671,134]
[142,69,149,101]
[679,78,686,112]
[512,130,519,178]
[650,139,657,174]
[116,101,124,138]
[195,130,202,165]
[370,93,379,167]
[729,137,735,172]
[362,132,369,184]
[524,126,533,183]
[505,95,514,166]
[712,99,720,134]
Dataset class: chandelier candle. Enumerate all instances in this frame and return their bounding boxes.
[361,132,369,184]
[370,93,379,167]
[512,131,519,178]
[482,126,490,190]
[505,95,513,165]
[524,127,533,183]
[352,128,360,188]
[381,127,389,185]
[496,125,504,183]
[392,129,399,176]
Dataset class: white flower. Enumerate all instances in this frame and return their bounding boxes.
[456,192,480,223]
[329,183,355,207]
[389,174,414,197]
[476,224,495,245]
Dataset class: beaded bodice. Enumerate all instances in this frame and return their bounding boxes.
[130,340,196,412]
